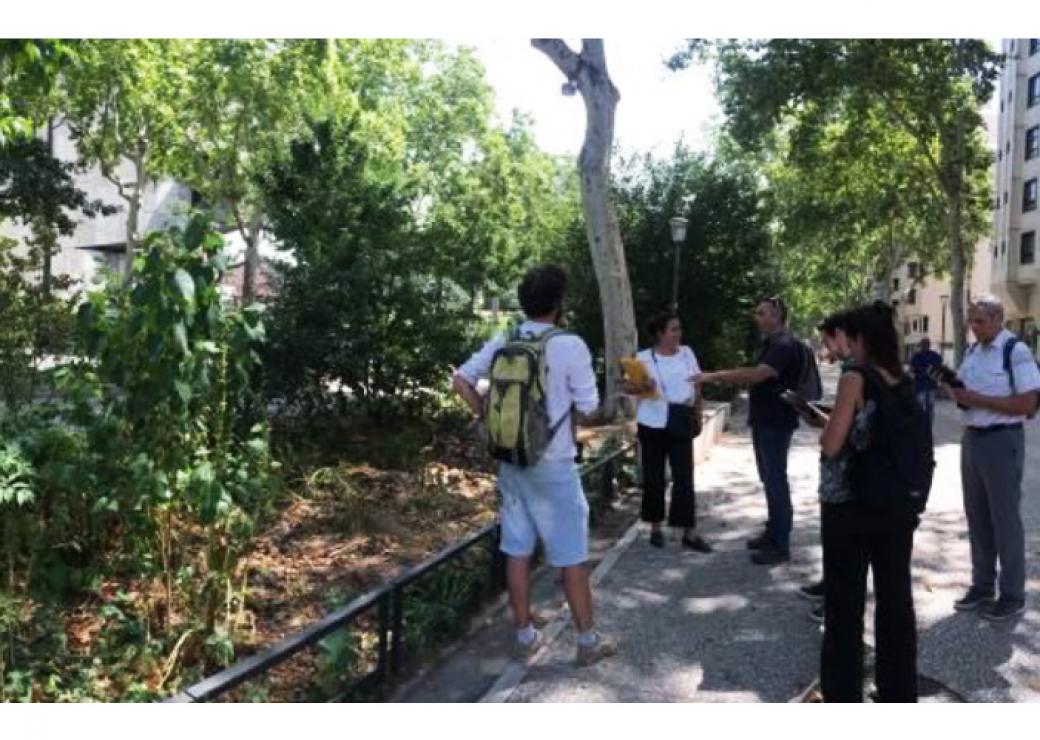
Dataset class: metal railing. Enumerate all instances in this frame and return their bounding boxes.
[166,439,636,703]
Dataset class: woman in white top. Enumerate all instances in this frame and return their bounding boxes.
[624,311,711,552]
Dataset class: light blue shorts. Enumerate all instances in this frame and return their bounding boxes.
[498,460,589,568]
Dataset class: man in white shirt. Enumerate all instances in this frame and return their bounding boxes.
[946,296,1040,621]
[451,264,617,666]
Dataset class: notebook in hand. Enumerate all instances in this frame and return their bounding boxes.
[620,357,659,399]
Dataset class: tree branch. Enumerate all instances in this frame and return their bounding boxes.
[580,39,606,69]
[230,198,250,249]
[100,163,130,205]
[531,39,582,80]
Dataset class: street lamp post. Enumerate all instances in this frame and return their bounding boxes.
[669,215,689,311]
[940,294,949,363]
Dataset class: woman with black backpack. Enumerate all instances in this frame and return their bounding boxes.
[817,301,932,702]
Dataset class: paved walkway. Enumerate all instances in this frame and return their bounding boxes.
[489,369,1040,703]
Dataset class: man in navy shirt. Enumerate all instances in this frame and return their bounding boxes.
[909,338,943,425]
[697,296,802,565]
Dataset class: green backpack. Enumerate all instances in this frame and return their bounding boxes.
[485,326,571,467]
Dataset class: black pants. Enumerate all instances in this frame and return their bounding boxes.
[821,501,919,702]
[637,424,695,528]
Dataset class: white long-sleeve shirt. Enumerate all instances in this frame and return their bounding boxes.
[457,321,600,462]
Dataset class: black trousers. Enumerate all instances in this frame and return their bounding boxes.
[637,424,695,529]
[821,501,919,702]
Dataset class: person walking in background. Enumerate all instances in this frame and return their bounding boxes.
[909,338,943,425]
[623,310,711,552]
[697,296,802,565]
[944,296,1040,621]
[452,264,618,666]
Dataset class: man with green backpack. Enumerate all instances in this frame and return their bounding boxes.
[451,264,617,667]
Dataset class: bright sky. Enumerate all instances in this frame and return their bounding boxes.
[470,38,1003,159]
[469,39,721,159]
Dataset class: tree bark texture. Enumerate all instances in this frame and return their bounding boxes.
[532,38,637,420]
[242,212,263,304]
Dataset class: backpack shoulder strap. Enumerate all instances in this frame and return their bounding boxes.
[1002,335,1019,394]
[537,326,570,347]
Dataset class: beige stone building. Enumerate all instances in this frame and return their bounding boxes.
[991,37,1040,352]
[890,239,993,365]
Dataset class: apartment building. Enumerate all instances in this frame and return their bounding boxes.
[991,37,1040,352]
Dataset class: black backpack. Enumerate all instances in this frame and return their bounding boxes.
[998,335,1040,420]
[848,365,935,514]
[795,339,823,402]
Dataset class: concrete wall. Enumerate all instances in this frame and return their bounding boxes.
[0,122,193,288]
[694,401,730,465]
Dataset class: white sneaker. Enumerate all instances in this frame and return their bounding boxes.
[511,631,543,662]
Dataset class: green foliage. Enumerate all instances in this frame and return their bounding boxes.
[256,41,579,417]
[0,134,114,411]
[69,214,274,627]
[0,38,583,700]
[680,38,1000,360]
[0,135,116,236]
[58,39,189,179]
[260,112,477,416]
[314,628,360,699]
[550,143,778,373]
[0,215,276,698]
[763,107,950,326]
[0,40,75,143]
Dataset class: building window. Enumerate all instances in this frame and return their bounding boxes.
[907,262,921,279]
[1030,73,1040,108]
[912,320,919,332]
[1023,231,1037,265]
[993,242,998,258]
[1001,98,1005,113]
[1032,39,1040,56]
[1002,239,1007,255]
[1004,190,1009,204]
[923,316,929,333]
[907,288,917,305]
[1027,126,1040,161]
[1006,140,1012,154]
[903,321,910,335]
[1025,178,1039,212]
[892,277,900,292]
